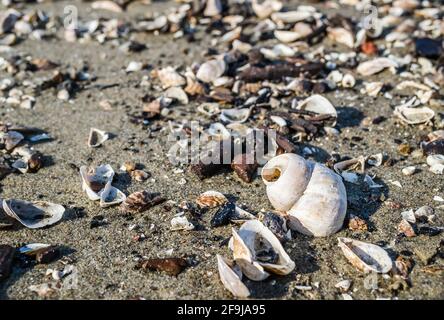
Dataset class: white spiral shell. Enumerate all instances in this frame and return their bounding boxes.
[261,153,347,237]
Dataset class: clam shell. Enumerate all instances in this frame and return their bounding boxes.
[337,237,392,273]
[19,243,51,255]
[0,130,24,151]
[91,1,123,13]
[394,106,435,125]
[328,27,354,48]
[196,59,226,84]
[99,181,126,208]
[80,164,115,200]
[232,220,295,279]
[357,58,398,76]
[196,190,228,208]
[274,30,304,43]
[88,128,109,148]
[164,86,189,105]
[120,190,164,213]
[2,199,64,229]
[216,255,250,298]
[220,108,252,124]
[158,67,186,89]
[427,154,444,167]
[297,94,337,119]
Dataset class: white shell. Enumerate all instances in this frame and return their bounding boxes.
[2,199,64,229]
[401,166,416,176]
[231,220,295,280]
[171,214,195,231]
[216,255,250,298]
[80,164,115,200]
[208,123,231,140]
[271,10,311,23]
[126,61,143,73]
[252,0,283,19]
[337,237,393,274]
[297,94,337,125]
[19,243,51,255]
[394,105,435,124]
[164,86,189,105]
[196,59,226,83]
[427,155,444,167]
[328,27,354,48]
[0,130,24,151]
[99,181,126,208]
[341,74,356,88]
[158,67,186,89]
[262,153,347,237]
[220,108,251,124]
[197,103,220,117]
[274,30,304,43]
[88,128,109,148]
[357,58,398,76]
[140,15,167,31]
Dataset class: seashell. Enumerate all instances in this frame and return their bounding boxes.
[196,59,226,84]
[232,40,252,54]
[427,130,444,142]
[184,77,206,96]
[19,243,51,256]
[171,214,194,231]
[271,10,311,24]
[219,27,241,43]
[197,103,220,116]
[270,115,287,127]
[204,0,223,17]
[262,153,347,237]
[2,199,64,229]
[260,44,295,60]
[341,74,356,88]
[274,30,304,43]
[367,153,383,167]
[211,202,236,227]
[231,220,295,280]
[402,166,417,176]
[11,146,43,174]
[196,190,227,208]
[398,219,416,237]
[91,1,123,13]
[328,27,354,48]
[216,255,250,298]
[251,0,283,19]
[79,164,115,201]
[231,206,256,224]
[164,86,189,105]
[140,15,168,31]
[213,76,234,88]
[120,161,136,172]
[126,61,143,73]
[226,123,251,138]
[401,209,416,223]
[208,123,231,140]
[157,67,186,89]
[426,154,444,167]
[335,279,352,292]
[394,105,435,125]
[0,130,24,151]
[357,58,398,76]
[297,95,337,125]
[429,164,444,175]
[337,237,392,273]
[88,128,109,148]
[0,9,20,35]
[334,156,366,174]
[363,81,383,97]
[220,108,252,124]
[120,190,165,213]
[99,181,126,208]
[130,169,150,181]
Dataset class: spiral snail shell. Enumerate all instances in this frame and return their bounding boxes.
[261,153,347,237]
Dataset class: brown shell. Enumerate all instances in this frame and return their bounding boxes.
[120,190,165,213]
[196,190,227,208]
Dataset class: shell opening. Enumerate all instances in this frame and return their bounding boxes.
[262,167,281,182]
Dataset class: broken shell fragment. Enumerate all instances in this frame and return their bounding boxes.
[394,105,435,125]
[297,94,337,121]
[80,164,115,200]
[99,182,126,208]
[204,0,223,17]
[171,215,194,231]
[398,219,416,237]
[231,220,295,280]
[357,58,398,76]
[137,257,188,276]
[0,130,24,151]
[2,199,64,229]
[252,0,283,19]
[220,108,251,124]
[328,27,354,48]
[196,190,227,208]
[157,67,186,89]
[337,237,392,273]
[262,153,347,237]
[196,59,226,84]
[88,128,109,148]
[216,255,250,298]
[231,153,258,183]
[262,211,290,243]
[120,190,165,213]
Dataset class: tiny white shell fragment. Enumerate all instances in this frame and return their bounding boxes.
[335,279,352,292]
[252,0,283,19]
[337,237,393,274]
[158,67,186,89]
[402,166,417,176]
[88,128,110,148]
[367,153,383,167]
[126,61,143,73]
[216,255,250,298]
[328,27,354,48]
[342,74,356,88]
[426,155,444,167]
[401,209,416,223]
[171,214,195,231]
[2,199,64,229]
[357,58,398,76]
